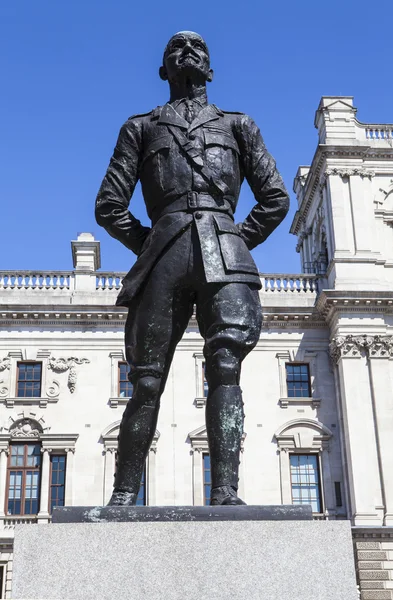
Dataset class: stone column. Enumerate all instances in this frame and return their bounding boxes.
[0,447,9,518]
[37,447,51,521]
[330,336,383,525]
[278,447,292,505]
[103,448,116,505]
[64,448,75,507]
[320,446,336,517]
[367,339,393,525]
[147,447,157,506]
[192,448,204,506]
[238,447,245,501]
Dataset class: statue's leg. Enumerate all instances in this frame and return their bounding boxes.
[197,282,262,506]
[109,231,194,506]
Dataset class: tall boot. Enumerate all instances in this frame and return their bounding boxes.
[108,395,159,506]
[205,384,246,505]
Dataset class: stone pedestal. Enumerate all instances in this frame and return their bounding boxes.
[12,507,358,600]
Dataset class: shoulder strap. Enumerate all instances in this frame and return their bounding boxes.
[167,125,229,196]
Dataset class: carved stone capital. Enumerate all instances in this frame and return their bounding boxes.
[329,335,369,363]
[368,335,393,358]
[325,168,375,179]
[329,334,393,363]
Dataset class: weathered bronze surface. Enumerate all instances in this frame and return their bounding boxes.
[95,31,289,506]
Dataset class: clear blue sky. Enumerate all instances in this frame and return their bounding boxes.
[1,1,392,274]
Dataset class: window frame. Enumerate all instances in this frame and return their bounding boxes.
[118,362,133,399]
[16,362,42,399]
[289,452,323,514]
[285,363,311,398]
[202,362,208,399]
[48,453,67,514]
[202,452,211,506]
[5,442,42,516]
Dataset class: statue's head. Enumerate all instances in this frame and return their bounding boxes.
[159,31,213,84]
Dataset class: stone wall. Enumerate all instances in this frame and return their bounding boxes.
[353,528,393,600]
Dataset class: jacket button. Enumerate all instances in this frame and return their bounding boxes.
[195,212,202,219]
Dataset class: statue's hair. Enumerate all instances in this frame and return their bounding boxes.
[163,31,209,62]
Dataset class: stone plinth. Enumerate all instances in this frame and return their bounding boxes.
[12,511,358,600]
[52,503,313,522]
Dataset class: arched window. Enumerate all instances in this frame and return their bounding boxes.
[275,419,337,518]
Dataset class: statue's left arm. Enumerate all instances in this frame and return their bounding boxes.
[235,115,290,250]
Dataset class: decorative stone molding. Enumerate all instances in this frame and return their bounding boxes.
[0,358,10,372]
[329,335,393,363]
[10,418,42,438]
[48,357,90,393]
[325,167,375,179]
[1,411,50,438]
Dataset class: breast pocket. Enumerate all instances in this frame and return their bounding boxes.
[213,215,259,275]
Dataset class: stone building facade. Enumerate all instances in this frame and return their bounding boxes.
[0,96,392,599]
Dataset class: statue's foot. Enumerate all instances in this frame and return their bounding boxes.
[107,489,138,506]
[210,485,246,506]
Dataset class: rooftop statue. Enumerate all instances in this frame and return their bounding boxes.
[95,31,289,505]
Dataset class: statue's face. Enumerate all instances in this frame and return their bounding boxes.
[161,32,213,83]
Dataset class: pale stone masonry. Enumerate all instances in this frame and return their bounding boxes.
[0,96,393,599]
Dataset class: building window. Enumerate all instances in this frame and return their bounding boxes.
[49,455,66,513]
[136,468,146,506]
[6,444,41,515]
[290,454,321,513]
[0,565,4,598]
[16,362,42,398]
[118,362,133,398]
[285,363,311,398]
[203,453,211,506]
[202,362,208,398]
[334,481,343,507]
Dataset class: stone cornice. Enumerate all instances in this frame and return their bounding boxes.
[316,290,393,322]
[329,334,393,363]
[291,143,393,235]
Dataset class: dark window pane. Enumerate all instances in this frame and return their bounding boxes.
[17,363,42,397]
[136,469,146,506]
[203,454,211,506]
[49,454,67,513]
[285,364,310,398]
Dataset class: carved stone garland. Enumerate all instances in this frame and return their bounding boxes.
[48,357,90,393]
[329,335,393,364]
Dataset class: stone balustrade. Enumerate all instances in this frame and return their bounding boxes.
[0,271,320,297]
[261,274,319,294]
[0,272,72,291]
[364,125,393,141]
[96,273,123,291]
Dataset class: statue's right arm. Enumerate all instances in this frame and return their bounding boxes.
[95,118,151,256]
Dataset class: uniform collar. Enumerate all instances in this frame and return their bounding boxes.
[157,102,221,131]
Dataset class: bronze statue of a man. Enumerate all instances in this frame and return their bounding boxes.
[95,31,289,506]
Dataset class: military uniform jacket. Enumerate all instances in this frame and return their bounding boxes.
[95,103,289,307]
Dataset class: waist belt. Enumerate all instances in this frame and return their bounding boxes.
[151,192,235,225]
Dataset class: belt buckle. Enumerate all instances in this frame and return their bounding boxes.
[187,191,198,209]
